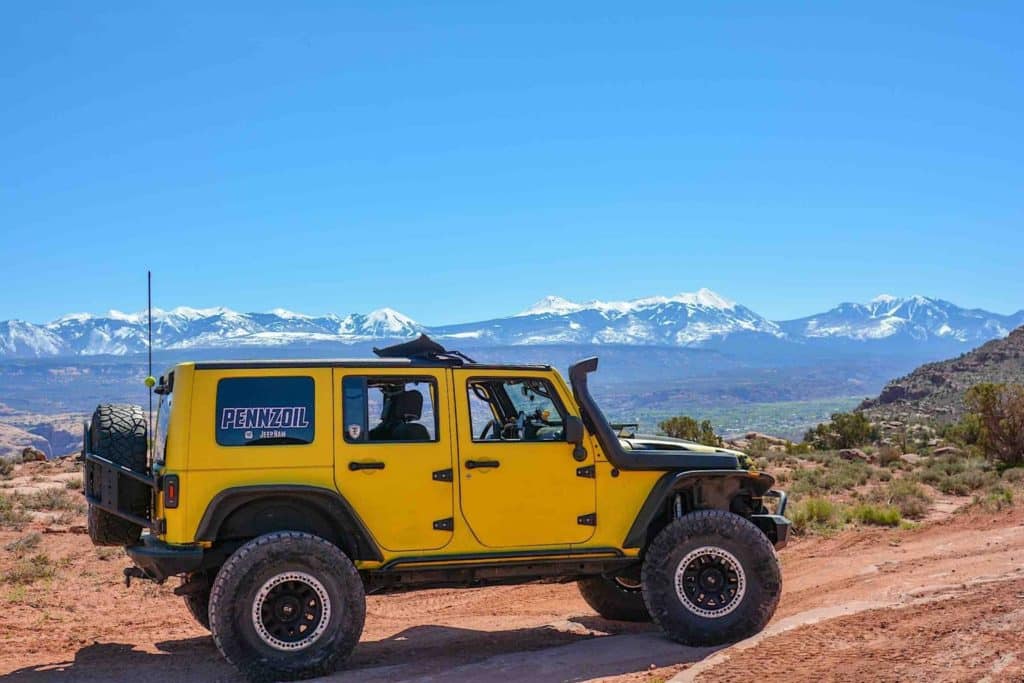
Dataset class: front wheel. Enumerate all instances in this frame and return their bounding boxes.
[642,510,781,646]
[209,532,366,682]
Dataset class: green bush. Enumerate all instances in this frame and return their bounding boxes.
[803,412,879,450]
[1002,467,1024,483]
[0,492,30,528]
[975,485,1014,511]
[965,383,1024,467]
[873,479,932,519]
[17,488,84,512]
[4,553,56,585]
[4,532,42,554]
[849,503,901,527]
[790,497,846,534]
[789,457,870,497]
[658,415,722,447]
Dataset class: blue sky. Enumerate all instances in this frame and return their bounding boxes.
[2,2,1021,325]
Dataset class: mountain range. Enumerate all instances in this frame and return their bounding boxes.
[1,289,1022,359]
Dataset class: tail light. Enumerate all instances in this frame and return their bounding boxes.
[163,474,180,509]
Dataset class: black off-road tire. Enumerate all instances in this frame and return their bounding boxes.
[181,572,213,630]
[642,510,781,646]
[85,404,149,547]
[578,575,651,622]
[209,532,366,682]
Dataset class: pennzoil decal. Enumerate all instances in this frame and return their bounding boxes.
[220,406,311,431]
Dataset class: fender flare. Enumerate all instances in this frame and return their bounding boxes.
[622,470,776,549]
[194,484,383,562]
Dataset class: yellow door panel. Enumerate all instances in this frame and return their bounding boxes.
[454,369,596,547]
[333,368,454,552]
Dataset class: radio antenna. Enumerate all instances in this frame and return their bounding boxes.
[146,271,154,455]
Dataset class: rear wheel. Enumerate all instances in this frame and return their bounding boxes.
[642,510,781,646]
[578,573,650,622]
[181,572,213,630]
[85,404,149,546]
[209,532,366,682]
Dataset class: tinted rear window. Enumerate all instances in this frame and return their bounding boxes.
[215,376,315,446]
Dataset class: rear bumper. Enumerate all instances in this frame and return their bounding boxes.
[751,514,791,550]
[126,535,204,582]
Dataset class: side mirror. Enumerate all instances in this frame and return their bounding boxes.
[564,415,584,444]
[564,416,588,462]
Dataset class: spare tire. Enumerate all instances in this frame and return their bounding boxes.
[86,404,149,546]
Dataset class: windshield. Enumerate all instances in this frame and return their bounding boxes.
[154,391,171,465]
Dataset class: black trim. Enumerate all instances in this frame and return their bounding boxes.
[377,546,624,571]
[568,357,740,471]
[577,513,597,526]
[432,468,453,482]
[193,485,383,562]
[622,470,778,549]
[194,359,552,372]
[576,464,596,478]
[125,535,204,581]
[432,517,454,531]
[83,452,160,531]
[750,514,791,549]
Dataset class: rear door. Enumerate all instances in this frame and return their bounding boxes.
[453,369,596,548]
[333,367,455,552]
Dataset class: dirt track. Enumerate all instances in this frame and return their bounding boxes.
[2,501,1024,682]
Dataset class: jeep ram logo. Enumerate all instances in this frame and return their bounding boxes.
[220,406,311,431]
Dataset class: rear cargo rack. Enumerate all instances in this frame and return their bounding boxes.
[83,451,162,533]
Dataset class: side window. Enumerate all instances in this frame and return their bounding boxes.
[215,376,315,446]
[467,378,566,442]
[343,376,438,443]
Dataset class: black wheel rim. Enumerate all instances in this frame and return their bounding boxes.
[252,571,331,651]
[674,546,746,618]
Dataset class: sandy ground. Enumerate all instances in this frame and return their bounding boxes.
[2,464,1023,682]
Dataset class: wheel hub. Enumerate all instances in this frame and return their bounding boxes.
[252,571,332,651]
[674,546,746,618]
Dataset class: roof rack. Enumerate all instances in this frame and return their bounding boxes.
[372,334,477,365]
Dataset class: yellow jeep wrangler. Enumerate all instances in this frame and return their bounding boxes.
[82,336,789,682]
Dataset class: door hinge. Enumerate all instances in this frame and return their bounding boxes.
[432,468,453,482]
[576,464,595,478]
[433,517,454,531]
[577,513,597,526]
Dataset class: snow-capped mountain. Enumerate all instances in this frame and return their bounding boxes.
[431,288,783,346]
[1,291,1021,358]
[777,295,1024,345]
[0,306,423,358]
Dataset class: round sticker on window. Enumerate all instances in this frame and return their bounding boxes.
[347,424,362,440]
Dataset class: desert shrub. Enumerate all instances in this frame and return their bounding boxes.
[877,446,902,467]
[940,413,982,446]
[0,458,14,479]
[848,503,901,527]
[0,492,30,528]
[5,553,56,585]
[1001,467,1024,484]
[658,415,722,447]
[974,485,1014,511]
[4,532,42,554]
[789,457,870,497]
[786,441,813,456]
[64,477,82,490]
[965,383,1024,467]
[790,497,845,534]
[873,479,932,519]
[803,412,879,450]
[17,488,84,512]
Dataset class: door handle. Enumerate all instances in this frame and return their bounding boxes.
[349,461,385,471]
[464,459,500,470]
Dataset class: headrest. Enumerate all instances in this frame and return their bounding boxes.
[391,390,423,422]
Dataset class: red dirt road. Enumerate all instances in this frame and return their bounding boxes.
[2,504,1023,682]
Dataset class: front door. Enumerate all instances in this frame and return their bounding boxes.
[453,370,596,547]
[333,368,454,552]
